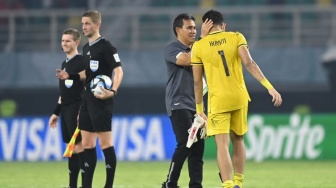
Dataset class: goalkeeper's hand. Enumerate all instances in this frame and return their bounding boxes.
[186,114,206,148]
[197,112,207,140]
[189,123,207,144]
[200,122,207,139]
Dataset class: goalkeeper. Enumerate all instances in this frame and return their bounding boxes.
[48,28,85,188]
[192,10,282,188]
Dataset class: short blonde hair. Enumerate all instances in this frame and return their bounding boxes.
[82,10,102,24]
[62,28,81,41]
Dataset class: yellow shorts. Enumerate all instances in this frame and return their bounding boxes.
[207,106,248,136]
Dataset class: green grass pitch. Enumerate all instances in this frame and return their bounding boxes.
[0,160,335,188]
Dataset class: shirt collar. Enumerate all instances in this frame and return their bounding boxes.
[89,37,103,46]
[176,40,191,51]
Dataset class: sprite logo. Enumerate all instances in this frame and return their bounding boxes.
[246,113,325,162]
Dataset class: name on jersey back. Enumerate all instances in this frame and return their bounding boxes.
[209,38,226,46]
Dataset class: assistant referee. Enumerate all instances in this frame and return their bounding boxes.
[49,28,85,188]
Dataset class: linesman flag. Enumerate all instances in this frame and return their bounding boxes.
[63,126,80,158]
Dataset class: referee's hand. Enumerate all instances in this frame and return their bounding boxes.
[49,114,58,128]
[56,69,69,80]
[94,87,115,100]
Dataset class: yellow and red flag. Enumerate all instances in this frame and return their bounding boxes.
[63,126,80,158]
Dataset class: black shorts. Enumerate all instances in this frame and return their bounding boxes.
[61,100,82,143]
[79,90,113,132]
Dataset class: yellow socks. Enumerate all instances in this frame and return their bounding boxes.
[233,173,244,188]
[221,173,244,188]
[222,180,233,188]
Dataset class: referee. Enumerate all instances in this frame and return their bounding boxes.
[56,10,123,188]
[49,28,85,188]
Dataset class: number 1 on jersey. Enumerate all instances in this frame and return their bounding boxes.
[218,50,230,76]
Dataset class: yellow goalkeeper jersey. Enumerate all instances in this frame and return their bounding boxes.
[191,31,250,113]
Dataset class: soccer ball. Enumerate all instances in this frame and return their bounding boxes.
[90,75,112,95]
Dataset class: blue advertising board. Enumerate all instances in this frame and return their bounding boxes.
[0,115,175,161]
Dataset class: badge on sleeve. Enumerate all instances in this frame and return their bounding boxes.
[65,79,73,88]
[113,53,121,62]
[90,60,99,72]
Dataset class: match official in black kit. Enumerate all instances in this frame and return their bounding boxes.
[49,28,85,188]
[56,10,124,188]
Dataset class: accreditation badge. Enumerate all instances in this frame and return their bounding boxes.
[113,53,121,62]
[90,60,99,72]
[65,79,73,88]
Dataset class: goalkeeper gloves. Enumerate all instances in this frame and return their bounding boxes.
[186,114,206,148]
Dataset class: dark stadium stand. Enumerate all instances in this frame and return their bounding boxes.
[1,0,336,115]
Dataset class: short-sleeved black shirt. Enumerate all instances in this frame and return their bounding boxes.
[59,54,85,105]
[164,40,195,116]
[82,37,121,88]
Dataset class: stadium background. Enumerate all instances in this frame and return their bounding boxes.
[0,0,336,163]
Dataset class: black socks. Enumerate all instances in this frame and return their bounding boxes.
[103,146,117,188]
[83,147,97,188]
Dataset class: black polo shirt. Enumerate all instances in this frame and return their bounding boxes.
[82,37,121,88]
[59,54,85,105]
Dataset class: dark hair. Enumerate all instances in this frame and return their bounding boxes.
[173,13,195,37]
[63,28,81,41]
[202,9,224,25]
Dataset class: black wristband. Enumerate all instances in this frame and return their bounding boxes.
[68,73,80,81]
[53,103,61,116]
[111,89,117,95]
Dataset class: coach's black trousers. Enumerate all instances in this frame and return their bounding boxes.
[165,109,204,188]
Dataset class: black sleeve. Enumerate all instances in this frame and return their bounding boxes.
[103,41,122,70]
